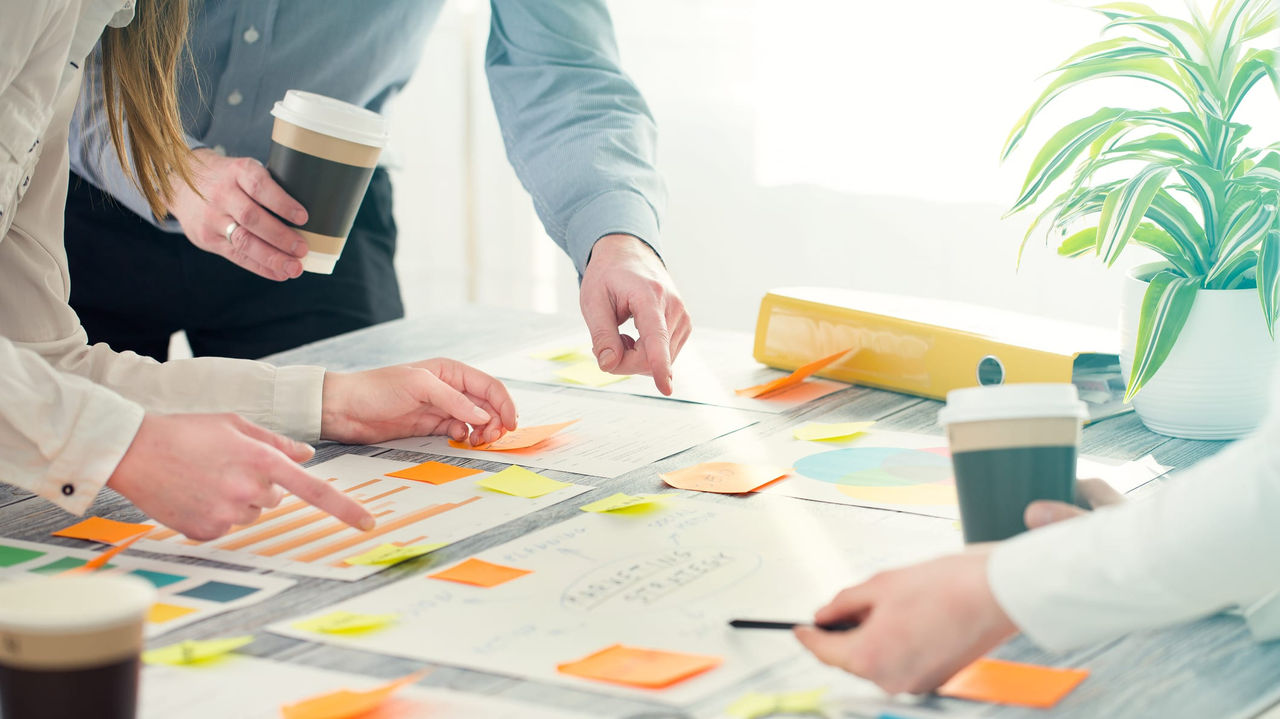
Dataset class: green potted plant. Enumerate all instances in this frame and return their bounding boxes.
[1006,0,1280,438]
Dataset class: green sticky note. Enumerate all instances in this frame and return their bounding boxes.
[0,545,45,568]
[476,466,573,498]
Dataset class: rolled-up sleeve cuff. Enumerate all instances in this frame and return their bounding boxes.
[271,365,326,443]
[565,189,662,275]
[44,389,145,515]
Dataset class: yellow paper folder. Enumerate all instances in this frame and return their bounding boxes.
[753,287,1129,422]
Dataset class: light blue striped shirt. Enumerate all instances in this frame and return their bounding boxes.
[69,0,665,273]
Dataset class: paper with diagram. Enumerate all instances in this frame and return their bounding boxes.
[132,454,593,581]
[376,386,758,478]
[475,329,850,413]
[711,428,1168,519]
[269,498,957,706]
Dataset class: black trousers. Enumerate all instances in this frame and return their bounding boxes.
[64,168,404,360]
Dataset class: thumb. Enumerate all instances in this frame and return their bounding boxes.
[581,288,625,372]
[1025,500,1087,529]
[408,368,491,425]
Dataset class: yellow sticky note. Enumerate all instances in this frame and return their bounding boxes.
[147,603,199,624]
[342,543,447,566]
[725,692,779,718]
[579,493,675,513]
[280,670,429,719]
[292,611,399,635]
[792,421,874,442]
[142,636,253,666]
[530,346,594,363]
[777,687,828,713]
[660,462,790,494]
[476,466,573,498]
[555,361,632,387]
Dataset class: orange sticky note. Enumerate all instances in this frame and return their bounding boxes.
[53,517,153,544]
[449,420,577,451]
[427,558,532,588]
[147,603,199,624]
[735,349,852,399]
[939,658,1089,708]
[385,461,483,485]
[69,533,147,574]
[557,644,722,689]
[280,669,430,719]
[660,462,790,494]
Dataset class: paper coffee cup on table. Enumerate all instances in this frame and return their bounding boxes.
[938,383,1088,544]
[0,574,155,719]
[268,90,389,274]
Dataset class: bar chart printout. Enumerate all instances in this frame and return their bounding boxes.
[133,454,593,581]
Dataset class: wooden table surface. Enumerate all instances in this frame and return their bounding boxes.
[3,308,1278,718]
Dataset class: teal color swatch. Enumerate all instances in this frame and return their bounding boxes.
[130,569,187,588]
[176,581,258,603]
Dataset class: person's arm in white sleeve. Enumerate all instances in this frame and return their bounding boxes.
[988,415,1280,652]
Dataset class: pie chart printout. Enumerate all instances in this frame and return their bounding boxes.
[792,447,957,506]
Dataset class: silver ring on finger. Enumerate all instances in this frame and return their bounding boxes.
[223,220,240,243]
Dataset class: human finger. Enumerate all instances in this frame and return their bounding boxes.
[793,625,871,678]
[631,300,673,394]
[224,219,300,281]
[232,417,316,464]
[233,504,263,526]
[813,582,876,627]
[272,464,375,531]
[1024,500,1087,529]
[233,157,308,228]
[450,362,518,430]
[1077,477,1124,509]
[223,186,307,259]
[581,287,627,373]
[407,368,491,426]
[254,485,286,509]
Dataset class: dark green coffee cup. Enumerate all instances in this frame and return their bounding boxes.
[938,384,1087,543]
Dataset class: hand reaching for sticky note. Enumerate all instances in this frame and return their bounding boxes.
[320,358,518,446]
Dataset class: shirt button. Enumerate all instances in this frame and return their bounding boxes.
[227,90,244,106]
[242,26,260,44]
[61,484,74,496]
[212,145,227,156]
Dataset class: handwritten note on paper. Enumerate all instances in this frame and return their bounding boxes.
[142,636,254,666]
[578,493,676,514]
[557,644,722,689]
[792,421,875,442]
[556,360,632,387]
[448,420,578,452]
[280,669,430,719]
[342,543,447,567]
[660,462,790,494]
[476,466,573,498]
[293,611,399,635]
[384,461,483,485]
[735,349,852,399]
[428,558,532,588]
[53,517,153,544]
[939,658,1089,708]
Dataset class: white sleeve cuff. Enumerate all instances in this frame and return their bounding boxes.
[43,387,145,515]
[269,365,326,443]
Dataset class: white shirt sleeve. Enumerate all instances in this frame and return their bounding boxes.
[988,384,1280,653]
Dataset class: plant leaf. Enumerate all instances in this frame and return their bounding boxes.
[1097,163,1173,264]
[1175,164,1227,245]
[1227,49,1280,119]
[1258,229,1280,337]
[1010,108,1132,213]
[1057,227,1099,257]
[1146,189,1210,273]
[1208,192,1277,285]
[1132,223,1202,276]
[1126,270,1200,401]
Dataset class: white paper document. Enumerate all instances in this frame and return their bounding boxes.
[376,386,758,478]
[141,655,591,719]
[269,498,957,706]
[475,329,851,413]
[712,428,1169,520]
[133,454,593,581]
[0,537,293,637]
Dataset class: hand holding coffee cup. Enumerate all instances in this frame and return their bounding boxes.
[267,91,389,274]
[938,384,1089,543]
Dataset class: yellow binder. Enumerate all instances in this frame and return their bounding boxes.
[753,287,1129,421]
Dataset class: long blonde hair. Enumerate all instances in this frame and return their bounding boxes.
[98,0,196,218]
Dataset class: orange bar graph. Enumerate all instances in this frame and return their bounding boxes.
[253,509,393,558]
[294,496,482,563]
[363,486,410,503]
[217,508,328,551]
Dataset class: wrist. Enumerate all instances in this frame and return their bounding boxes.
[587,233,660,268]
[319,371,350,441]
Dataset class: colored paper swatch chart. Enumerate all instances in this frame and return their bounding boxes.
[712,428,1169,519]
[0,538,292,637]
[377,386,758,478]
[475,329,850,414]
[141,655,591,719]
[133,454,592,581]
[269,499,953,706]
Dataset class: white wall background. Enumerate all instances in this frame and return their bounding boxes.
[385,0,1280,334]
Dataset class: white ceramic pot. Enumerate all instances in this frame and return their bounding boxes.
[1120,262,1279,439]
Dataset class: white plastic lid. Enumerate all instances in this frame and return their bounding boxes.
[937,383,1088,426]
[270,90,388,148]
[0,575,155,634]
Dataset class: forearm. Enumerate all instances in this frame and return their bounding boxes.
[989,433,1280,652]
